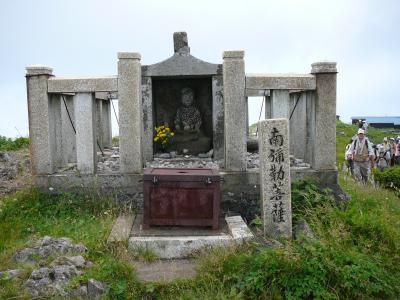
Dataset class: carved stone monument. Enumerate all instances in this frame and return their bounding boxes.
[259,118,292,238]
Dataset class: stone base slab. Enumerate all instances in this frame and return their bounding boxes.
[128,215,253,259]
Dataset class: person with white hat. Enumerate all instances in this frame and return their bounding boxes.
[389,138,396,166]
[395,137,400,165]
[349,128,374,182]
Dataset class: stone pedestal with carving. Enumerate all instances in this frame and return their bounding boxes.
[259,118,292,238]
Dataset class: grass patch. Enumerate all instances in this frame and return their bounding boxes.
[0,136,29,151]
[131,246,157,263]
[0,188,145,299]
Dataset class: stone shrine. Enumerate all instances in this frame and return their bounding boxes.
[25,32,339,239]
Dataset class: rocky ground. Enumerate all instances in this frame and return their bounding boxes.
[1,236,105,298]
[0,149,31,196]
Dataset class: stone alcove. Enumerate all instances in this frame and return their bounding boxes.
[152,77,213,154]
[141,32,224,160]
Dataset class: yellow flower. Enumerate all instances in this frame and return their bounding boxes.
[170,132,174,136]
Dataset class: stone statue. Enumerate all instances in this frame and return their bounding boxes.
[174,87,202,132]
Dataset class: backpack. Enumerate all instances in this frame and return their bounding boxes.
[352,138,369,151]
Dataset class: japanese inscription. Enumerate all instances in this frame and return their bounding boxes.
[268,127,285,222]
[259,118,292,238]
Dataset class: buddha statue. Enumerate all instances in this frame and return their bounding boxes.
[169,87,211,155]
[174,87,202,132]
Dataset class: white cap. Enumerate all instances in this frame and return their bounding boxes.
[383,137,388,141]
[357,128,365,134]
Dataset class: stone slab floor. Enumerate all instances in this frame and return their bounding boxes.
[132,259,198,282]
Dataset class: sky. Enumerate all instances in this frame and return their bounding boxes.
[0,0,399,137]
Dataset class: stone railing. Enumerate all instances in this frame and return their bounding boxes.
[222,52,337,172]
[26,54,337,177]
[26,53,144,176]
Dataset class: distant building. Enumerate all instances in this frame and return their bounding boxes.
[351,116,400,129]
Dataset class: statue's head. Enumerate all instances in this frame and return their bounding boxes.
[181,87,194,107]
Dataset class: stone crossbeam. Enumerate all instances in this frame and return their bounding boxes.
[48,76,118,93]
[246,73,316,91]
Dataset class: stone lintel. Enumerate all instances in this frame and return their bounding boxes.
[48,76,118,93]
[245,89,270,97]
[26,65,53,76]
[223,50,245,59]
[311,61,337,74]
[118,52,141,60]
[95,92,113,100]
[246,74,316,90]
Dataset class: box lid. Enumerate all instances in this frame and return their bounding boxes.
[143,168,219,182]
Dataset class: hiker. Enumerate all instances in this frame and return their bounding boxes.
[345,139,354,175]
[376,144,389,171]
[395,137,400,165]
[349,128,374,182]
[389,138,396,166]
[358,119,368,133]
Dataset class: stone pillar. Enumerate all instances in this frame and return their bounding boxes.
[60,94,77,163]
[212,75,224,161]
[311,61,337,170]
[74,92,97,174]
[49,94,63,168]
[264,95,271,119]
[95,99,103,150]
[305,91,315,165]
[259,118,292,238]
[271,90,290,119]
[118,52,143,173]
[102,100,112,149]
[142,76,153,162]
[245,97,249,136]
[290,92,307,160]
[223,51,246,171]
[26,66,55,174]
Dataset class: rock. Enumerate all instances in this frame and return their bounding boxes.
[0,269,23,280]
[24,277,54,297]
[293,220,316,240]
[0,152,11,162]
[12,247,40,265]
[30,267,52,280]
[51,256,86,268]
[159,153,171,159]
[52,265,80,282]
[70,284,88,298]
[13,237,86,265]
[88,278,106,299]
[198,149,213,158]
[24,265,80,297]
[0,166,17,180]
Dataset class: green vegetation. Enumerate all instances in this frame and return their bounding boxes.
[0,136,29,151]
[112,136,119,147]
[1,122,399,298]
[373,166,400,195]
[0,189,143,299]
